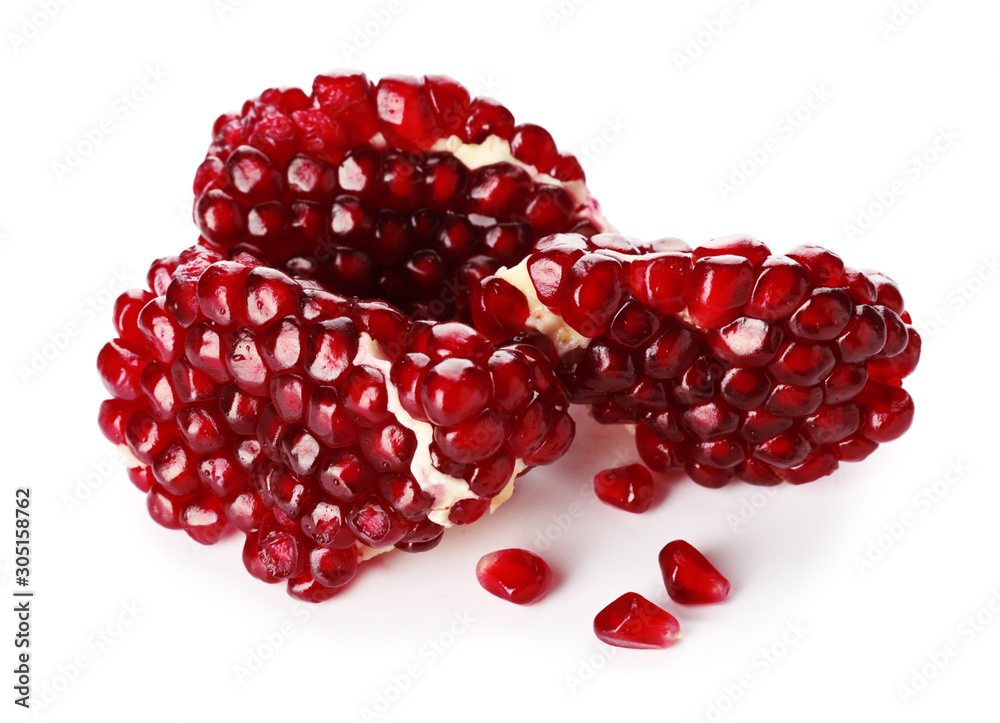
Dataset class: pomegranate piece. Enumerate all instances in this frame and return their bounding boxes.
[593,464,655,513]
[658,540,730,604]
[97,251,575,601]
[593,592,682,649]
[475,549,552,605]
[473,233,919,487]
[193,71,610,321]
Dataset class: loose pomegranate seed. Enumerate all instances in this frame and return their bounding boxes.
[593,592,682,649]
[593,464,655,513]
[658,540,730,604]
[475,549,552,605]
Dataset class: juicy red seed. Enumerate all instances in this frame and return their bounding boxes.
[832,434,879,462]
[719,367,772,410]
[360,421,417,472]
[803,403,862,445]
[869,273,905,313]
[685,254,756,329]
[309,547,359,589]
[690,438,745,469]
[752,430,812,468]
[225,145,282,199]
[423,75,471,135]
[466,451,516,497]
[448,498,490,525]
[738,409,793,443]
[312,71,378,141]
[185,323,230,383]
[378,473,433,520]
[823,363,869,405]
[319,450,375,501]
[835,305,887,362]
[152,441,200,496]
[629,252,691,316]
[220,384,265,434]
[300,501,354,549]
[258,527,306,579]
[197,261,251,327]
[462,98,515,143]
[195,190,246,248]
[420,358,491,427]
[375,75,439,150]
[681,401,739,440]
[434,409,506,464]
[137,298,183,363]
[225,328,270,396]
[788,288,853,341]
[487,349,534,413]
[593,592,682,649]
[776,448,839,484]
[510,124,558,170]
[346,495,407,548]
[176,408,228,453]
[868,327,921,385]
[643,325,702,380]
[306,386,359,448]
[769,341,836,386]
[574,342,636,393]
[857,383,915,443]
[593,464,655,513]
[180,495,230,545]
[708,317,783,367]
[245,267,301,326]
[128,466,155,493]
[787,244,844,286]
[114,289,155,346]
[872,307,908,358]
[342,366,391,426]
[98,340,147,400]
[744,256,811,321]
[476,549,552,605]
[693,235,771,264]
[287,573,346,603]
[146,484,185,530]
[337,146,380,200]
[468,163,531,217]
[424,322,493,363]
[765,383,824,418]
[635,425,688,472]
[125,410,170,465]
[559,254,625,337]
[470,277,530,343]
[505,397,555,457]
[658,540,730,604]
[197,453,245,498]
[305,318,359,384]
[278,426,322,477]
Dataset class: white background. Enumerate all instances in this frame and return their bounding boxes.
[2,0,999,721]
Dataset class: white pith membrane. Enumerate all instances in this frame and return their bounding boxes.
[353,332,527,533]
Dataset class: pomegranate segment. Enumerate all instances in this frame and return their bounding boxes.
[97,250,575,600]
[193,72,610,321]
[593,592,682,649]
[475,549,553,605]
[658,540,730,604]
[473,232,919,487]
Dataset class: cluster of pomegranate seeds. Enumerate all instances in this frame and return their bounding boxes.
[192,72,607,321]
[593,592,682,649]
[475,548,553,605]
[472,232,920,487]
[593,463,655,513]
[659,540,730,604]
[97,249,575,600]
